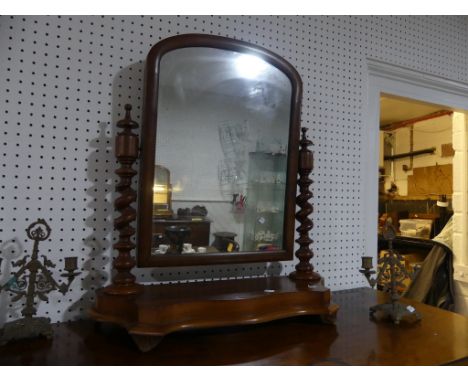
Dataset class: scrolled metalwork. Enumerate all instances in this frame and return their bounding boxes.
[26,219,51,241]
[35,273,54,293]
[359,220,421,324]
[0,218,80,344]
[13,275,27,291]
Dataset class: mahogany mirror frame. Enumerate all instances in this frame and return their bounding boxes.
[137,33,303,267]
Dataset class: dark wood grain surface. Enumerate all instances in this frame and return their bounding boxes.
[1,287,468,365]
[90,276,335,347]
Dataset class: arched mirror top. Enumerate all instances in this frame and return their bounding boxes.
[138,34,303,267]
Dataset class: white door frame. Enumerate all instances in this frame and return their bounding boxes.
[363,58,468,262]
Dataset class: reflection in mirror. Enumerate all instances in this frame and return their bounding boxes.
[153,165,173,218]
[152,47,292,256]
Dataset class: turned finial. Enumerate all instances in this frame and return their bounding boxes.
[117,104,138,131]
[125,103,132,118]
[300,127,312,147]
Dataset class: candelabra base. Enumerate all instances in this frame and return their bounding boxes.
[0,317,53,345]
[370,301,422,325]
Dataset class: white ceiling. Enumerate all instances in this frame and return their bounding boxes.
[380,95,452,127]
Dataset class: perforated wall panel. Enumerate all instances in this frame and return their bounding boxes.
[1,16,467,323]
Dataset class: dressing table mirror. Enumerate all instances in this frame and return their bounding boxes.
[138,35,299,267]
[90,34,337,352]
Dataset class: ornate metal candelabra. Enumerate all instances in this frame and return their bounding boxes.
[0,219,80,344]
[360,220,421,324]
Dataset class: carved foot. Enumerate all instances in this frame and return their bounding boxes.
[320,303,339,325]
[131,334,163,352]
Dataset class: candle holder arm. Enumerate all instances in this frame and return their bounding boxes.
[359,269,377,288]
[57,271,80,294]
[36,261,80,295]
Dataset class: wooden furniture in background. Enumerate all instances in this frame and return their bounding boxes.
[5,288,468,365]
[152,217,211,247]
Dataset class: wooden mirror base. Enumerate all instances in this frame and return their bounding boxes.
[89,276,338,352]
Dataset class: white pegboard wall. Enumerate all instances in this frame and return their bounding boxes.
[1,15,468,324]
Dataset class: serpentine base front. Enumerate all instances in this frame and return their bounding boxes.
[90,276,338,352]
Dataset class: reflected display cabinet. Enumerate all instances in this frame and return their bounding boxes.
[90,34,338,352]
[243,152,286,252]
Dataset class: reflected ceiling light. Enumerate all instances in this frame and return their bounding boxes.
[171,182,183,193]
[235,54,268,79]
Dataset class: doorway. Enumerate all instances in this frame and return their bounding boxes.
[365,59,468,314]
[377,94,455,297]
[378,94,454,239]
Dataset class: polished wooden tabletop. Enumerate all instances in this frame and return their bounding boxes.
[1,287,468,365]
